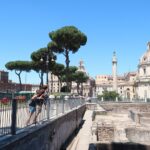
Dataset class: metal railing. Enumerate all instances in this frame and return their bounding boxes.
[0,95,85,137]
[0,100,12,136]
[1,95,149,138]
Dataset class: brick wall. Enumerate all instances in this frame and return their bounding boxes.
[97,126,114,142]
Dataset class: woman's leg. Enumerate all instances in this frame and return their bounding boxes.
[26,112,33,125]
[33,105,42,123]
[26,106,35,125]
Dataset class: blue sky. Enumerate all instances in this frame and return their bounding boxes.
[0,0,150,84]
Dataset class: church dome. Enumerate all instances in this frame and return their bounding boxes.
[140,42,150,64]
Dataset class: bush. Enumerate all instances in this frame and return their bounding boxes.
[15,95,26,103]
[0,97,10,105]
[98,91,120,101]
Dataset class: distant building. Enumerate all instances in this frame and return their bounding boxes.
[71,60,95,97]
[0,70,8,83]
[0,70,33,92]
[48,73,63,93]
[96,42,150,100]
[135,42,150,99]
[0,70,11,92]
[48,60,95,97]
[31,84,40,93]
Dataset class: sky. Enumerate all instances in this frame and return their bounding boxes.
[0,0,150,84]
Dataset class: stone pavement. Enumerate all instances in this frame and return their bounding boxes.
[67,110,93,150]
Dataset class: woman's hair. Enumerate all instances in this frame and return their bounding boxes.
[36,89,45,96]
[41,85,48,90]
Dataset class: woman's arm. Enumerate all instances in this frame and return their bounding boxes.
[37,94,45,100]
[31,94,38,100]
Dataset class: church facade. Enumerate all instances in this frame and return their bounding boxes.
[135,42,150,100]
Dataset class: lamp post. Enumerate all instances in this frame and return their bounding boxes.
[41,51,51,92]
[40,51,50,120]
[46,47,54,120]
[46,50,50,120]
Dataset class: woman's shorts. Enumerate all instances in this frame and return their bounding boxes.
[29,106,36,113]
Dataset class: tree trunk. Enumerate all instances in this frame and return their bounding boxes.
[81,83,83,96]
[15,70,22,91]
[39,71,44,88]
[58,77,62,93]
[70,81,72,93]
[59,81,62,93]
[77,83,80,95]
[65,49,70,92]
[18,74,22,91]
[51,73,53,93]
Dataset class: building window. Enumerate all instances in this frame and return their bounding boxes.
[143,57,147,61]
[143,68,146,75]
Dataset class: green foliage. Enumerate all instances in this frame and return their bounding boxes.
[5,26,87,92]
[31,47,56,73]
[5,61,33,91]
[74,71,89,83]
[52,63,65,78]
[49,26,87,93]
[31,47,56,63]
[30,61,44,72]
[47,41,63,53]
[5,61,32,72]
[49,26,87,53]
[67,66,78,82]
[98,91,119,101]
[52,63,65,92]
[68,66,78,73]
[61,66,78,82]
[74,71,89,95]
[31,47,48,61]
[61,86,71,92]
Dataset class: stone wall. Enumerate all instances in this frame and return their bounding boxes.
[126,128,150,144]
[97,125,114,142]
[86,103,97,110]
[100,103,150,113]
[129,110,140,123]
[140,117,150,126]
[139,112,150,117]
[0,105,86,150]
[129,110,150,125]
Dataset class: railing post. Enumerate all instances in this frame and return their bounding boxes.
[47,98,50,120]
[56,99,58,116]
[116,97,118,102]
[11,97,17,135]
[62,98,64,114]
